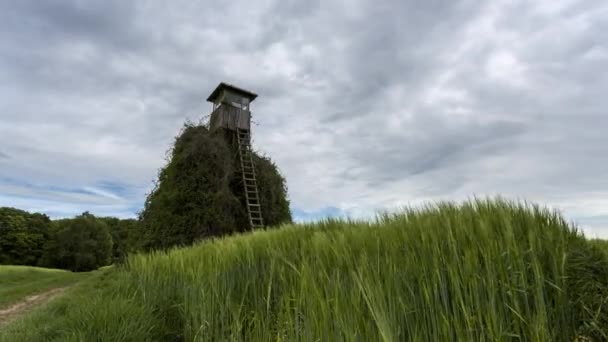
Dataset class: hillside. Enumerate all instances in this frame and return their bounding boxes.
[0,266,92,328]
[0,266,90,309]
[1,199,607,341]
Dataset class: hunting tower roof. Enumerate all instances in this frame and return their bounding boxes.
[206,82,258,103]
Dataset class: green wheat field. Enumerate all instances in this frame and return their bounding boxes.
[1,199,607,341]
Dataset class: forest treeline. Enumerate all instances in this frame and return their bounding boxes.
[0,207,137,272]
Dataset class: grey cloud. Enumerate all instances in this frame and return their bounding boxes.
[2,1,140,48]
[0,0,607,237]
[342,118,527,186]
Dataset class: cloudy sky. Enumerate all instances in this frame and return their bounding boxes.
[1,0,607,237]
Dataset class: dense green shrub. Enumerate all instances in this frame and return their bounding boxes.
[138,123,292,250]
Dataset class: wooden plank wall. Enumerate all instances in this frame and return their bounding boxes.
[210,104,251,131]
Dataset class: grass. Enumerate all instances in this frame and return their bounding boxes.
[1,199,608,341]
[590,239,608,258]
[0,265,91,308]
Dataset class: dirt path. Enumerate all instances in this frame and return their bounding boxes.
[0,287,67,328]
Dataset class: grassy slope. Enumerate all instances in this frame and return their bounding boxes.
[0,266,90,308]
[1,199,608,341]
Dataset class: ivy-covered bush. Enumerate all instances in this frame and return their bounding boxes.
[138,123,291,250]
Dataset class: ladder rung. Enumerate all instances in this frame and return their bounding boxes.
[239,132,263,229]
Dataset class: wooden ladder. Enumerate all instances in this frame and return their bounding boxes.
[236,128,264,229]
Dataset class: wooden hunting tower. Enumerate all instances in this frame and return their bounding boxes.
[207,82,263,229]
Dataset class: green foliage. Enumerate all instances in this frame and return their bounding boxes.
[40,213,113,272]
[253,153,292,227]
[1,206,140,271]
[4,199,607,341]
[139,123,291,250]
[98,217,139,264]
[0,207,51,266]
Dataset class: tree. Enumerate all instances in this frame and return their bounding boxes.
[138,123,292,250]
[0,207,50,266]
[41,212,113,272]
[99,217,138,263]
